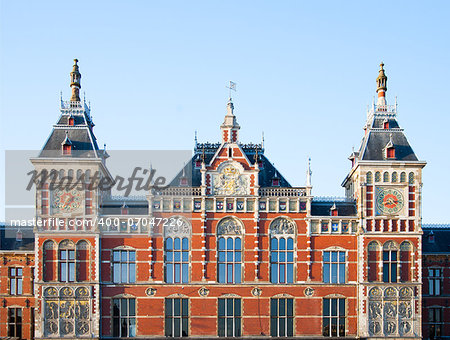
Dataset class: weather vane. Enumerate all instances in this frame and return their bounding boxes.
[226,81,237,99]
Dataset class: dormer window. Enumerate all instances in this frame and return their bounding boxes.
[428,232,435,243]
[62,144,72,155]
[386,147,395,159]
[68,117,74,126]
[330,203,338,216]
[383,120,389,129]
[272,178,279,186]
[180,177,188,186]
[228,147,233,158]
[258,160,264,169]
[195,160,201,168]
[121,203,128,215]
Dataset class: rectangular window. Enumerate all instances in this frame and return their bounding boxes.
[323,251,346,284]
[59,249,75,282]
[218,298,241,337]
[9,268,23,295]
[112,250,136,283]
[323,298,345,337]
[112,298,136,337]
[428,308,442,338]
[382,250,397,283]
[165,298,189,337]
[428,268,441,296]
[270,298,294,337]
[8,308,22,339]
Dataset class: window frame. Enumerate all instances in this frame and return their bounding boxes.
[165,298,189,337]
[112,298,136,338]
[9,267,23,295]
[112,249,136,284]
[428,307,443,338]
[8,307,22,339]
[270,236,295,284]
[428,268,442,296]
[218,298,242,337]
[323,250,346,284]
[217,236,242,284]
[59,248,75,282]
[270,297,294,337]
[165,237,190,284]
[323,298,346,337]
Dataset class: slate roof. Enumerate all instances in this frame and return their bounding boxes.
[39,108,103,159]
[422,224,450,254]
[358,117,418,161]
[0,224,35,251]
[167,144,291,188]
[310,201,357,217]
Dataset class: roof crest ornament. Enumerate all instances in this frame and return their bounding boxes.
[306,157,312,186]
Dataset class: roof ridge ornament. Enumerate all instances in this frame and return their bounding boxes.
[306,157,312,186]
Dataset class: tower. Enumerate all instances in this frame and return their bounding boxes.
[30,59,111,339]
[343,64,426,339]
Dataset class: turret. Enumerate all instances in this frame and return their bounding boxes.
[70,59,81,102]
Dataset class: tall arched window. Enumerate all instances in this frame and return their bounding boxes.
[76,240,90,282]
[383,172,389,182]
[43,240,57,282]
[368,241,380,282]
[217,217,243,284]
[269,217,296,284]
[400,242,413,282]
[382,241,398,283]
[408,172,415,185]
[164,218,191,284]
[59,240,75,282]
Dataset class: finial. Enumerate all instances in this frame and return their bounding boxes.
[376,62,388,107]
[201,147,205,163]
[70,58,82,102]
[253,147,259,163]
[306,157,312,186]
[226,81,236,100]
[194,130,198,147]
[262,131,265,149]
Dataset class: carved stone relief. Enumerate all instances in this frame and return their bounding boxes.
[212,164,249,196]
[43,286,91,337]
[269,217,296,235]
[217,217,242,235]
[164,218,191,238]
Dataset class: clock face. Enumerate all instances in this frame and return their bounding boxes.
[376,187,404,215]
[52,188,82,213]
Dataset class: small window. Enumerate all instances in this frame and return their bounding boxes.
[386,147,395,159]
[383,172,389,182]
[272,178,280,186]
[383,121,389,129]
[62,144,72,155]
[68,117,74,126]
[9,268,23,295]
[195,160,201,168]
[228,147,233,158]
[383,249,398,283]
[366,172,373,184]
[392,172,398,182]
[400,172,406,183]
[429,269,441,296]
[179,177,188,186]
[408,172,415,185]
[59,249,75,282]
[375,171,381,182]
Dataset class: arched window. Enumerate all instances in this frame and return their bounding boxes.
[217,217,243,284]
[269,217,296,284]
[43,240,57,282]
[382,241,398,283]
[392,172,398,182]
[375,171,381,182]
[408,172,415,185]
[366,172,373,184]
[383,172,389,182]
[59,240,75,282]
[400,172,406,183]
[368,241,380,282]
[164,218,191,284]
[400,242,413,282]
[76,240,90,282]
[165,237,189,283]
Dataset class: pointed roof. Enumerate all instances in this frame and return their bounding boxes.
[39,60,105,159]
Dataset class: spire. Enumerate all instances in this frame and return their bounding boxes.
[306,157,312,186]
[220,97,240,143]
[70,59,81,102]
[376,62,387,107]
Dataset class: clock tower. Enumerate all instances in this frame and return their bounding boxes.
[30,59,111,339]
[342,63,426,339]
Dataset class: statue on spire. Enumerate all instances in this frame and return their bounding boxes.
[70,59,81,102]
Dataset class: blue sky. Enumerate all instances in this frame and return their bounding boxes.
[1,1,449,223]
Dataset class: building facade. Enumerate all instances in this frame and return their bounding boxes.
[2,60,448,339]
